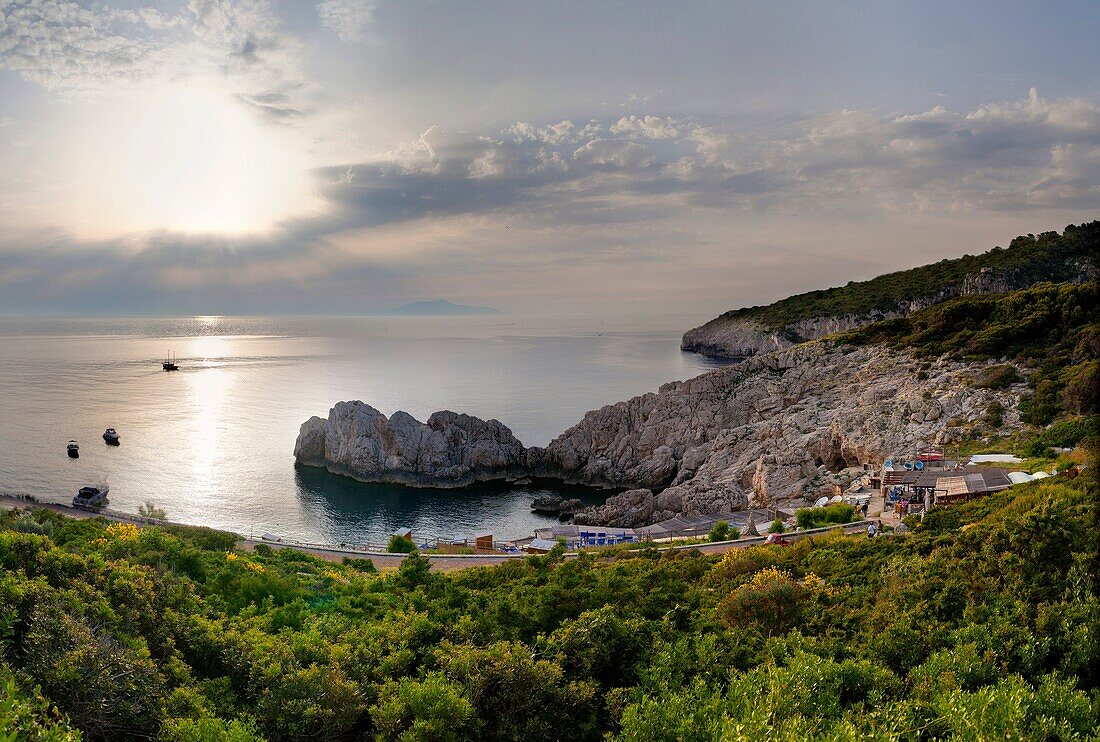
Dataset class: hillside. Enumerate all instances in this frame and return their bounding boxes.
[299,279,1098,526]
[682,222,1099,359]
[1,467,1096,740]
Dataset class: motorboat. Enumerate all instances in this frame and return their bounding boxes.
[66,440,79,458]
[73,484,109,509]
[162,351,179,371]
[103,428,120,445]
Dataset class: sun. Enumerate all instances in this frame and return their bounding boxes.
[106,83,312,234]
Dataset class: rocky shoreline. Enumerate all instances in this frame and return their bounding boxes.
[296,340,1027,527]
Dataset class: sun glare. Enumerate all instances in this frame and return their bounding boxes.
[106,84,311,234]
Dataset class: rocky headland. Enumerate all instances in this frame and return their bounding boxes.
[681,225,1097,360]
[295,341,1027,525]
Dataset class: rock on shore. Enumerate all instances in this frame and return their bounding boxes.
[533,341,1025,521]
[294,401,527,487]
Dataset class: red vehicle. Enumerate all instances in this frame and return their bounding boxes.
[765,532,790,546]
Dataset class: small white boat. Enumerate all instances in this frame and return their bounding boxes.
[73,483,109,509]
[103,428,120,445]
[67,440,79,458]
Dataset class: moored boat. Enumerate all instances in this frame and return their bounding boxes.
[103,428,120,445]
[72,484,110,509]
[66,440,79,458]
[162,351,179,371]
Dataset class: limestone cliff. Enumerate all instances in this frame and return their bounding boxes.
[534,342,1024,521]
[296,342,1026,524]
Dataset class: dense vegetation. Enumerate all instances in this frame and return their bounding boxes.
[1,465,1096,740]
[842,280,1099,429]
[706,221,1097,336]
[795,503,856,530]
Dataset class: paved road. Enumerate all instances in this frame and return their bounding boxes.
[3,494,874,572]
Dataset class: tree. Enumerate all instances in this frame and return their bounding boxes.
[708,521,739,542]
[371,673,474,741]
[138,502,167,520]
[388,535,416,553]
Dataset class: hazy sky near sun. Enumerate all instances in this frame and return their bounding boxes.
[0,0,1098,317]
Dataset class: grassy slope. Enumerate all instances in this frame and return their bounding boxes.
[0,467,1097,740]
[706,221,1098,334]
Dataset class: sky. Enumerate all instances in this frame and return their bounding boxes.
[0,0,1097,318]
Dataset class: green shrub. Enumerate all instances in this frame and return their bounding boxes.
[708,520,739,542]
[371,672,475,741]
[1061,360,1099,414]
[160,717,262,742]
[1034,416,1100,449]
[974,365,1020,390]
[718,568,807,636]
[343,556,377,573]
[0,672,82,742]
[796,503,856,529]
[387,535,416,553]
[984,401,1004,428]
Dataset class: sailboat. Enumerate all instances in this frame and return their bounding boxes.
[162,351,179,371]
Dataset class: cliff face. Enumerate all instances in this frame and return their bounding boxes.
[296,342,1026,524]
[532,342,1024,521]
[294,401,528,487]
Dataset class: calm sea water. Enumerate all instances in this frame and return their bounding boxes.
[0,315,725,544]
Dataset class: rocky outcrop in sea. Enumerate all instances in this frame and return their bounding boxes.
[296,341,1027,526]
[294,401,527,487]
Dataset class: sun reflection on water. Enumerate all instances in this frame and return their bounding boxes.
[190,334,228,364]
[185,335,233,500]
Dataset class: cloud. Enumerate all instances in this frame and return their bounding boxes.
[0,89,1096,313]
[609,115,680,139]
[300,90,1099,232]
[777,88,1100,211]
[0,0,309,112]
[315,0,376,43]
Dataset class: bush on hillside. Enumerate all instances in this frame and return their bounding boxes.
[0,469,1096,740]
[708,520,739,542]
[796,503,856,529]
[387,535,416,553]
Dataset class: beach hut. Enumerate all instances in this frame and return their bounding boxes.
[526,538,558,554]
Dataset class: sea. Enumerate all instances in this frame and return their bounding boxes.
[0,315,727,545]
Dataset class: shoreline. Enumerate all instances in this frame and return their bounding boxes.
[1,492,875,571]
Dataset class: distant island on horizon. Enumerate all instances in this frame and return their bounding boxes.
[384,299,503,316]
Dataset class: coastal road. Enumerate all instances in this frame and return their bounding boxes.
[2,494,873,572]
[239,520,875,570]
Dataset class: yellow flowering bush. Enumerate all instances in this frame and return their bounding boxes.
[105,523,140,542]
[719,566,806,635]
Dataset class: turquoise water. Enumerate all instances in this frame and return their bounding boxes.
[0,315,725,543]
